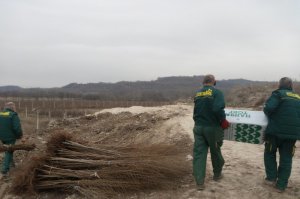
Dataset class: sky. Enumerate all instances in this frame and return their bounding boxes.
[0,0,300,88]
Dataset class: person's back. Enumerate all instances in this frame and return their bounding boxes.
[0,102,23,176]
[263,77,300,192]
[193,85,226,127]
[0,107,22,142]
[264,87,300,139]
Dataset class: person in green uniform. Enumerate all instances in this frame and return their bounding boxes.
[193,74,230,190]
[263,77,300,192]
[0,102,23,176]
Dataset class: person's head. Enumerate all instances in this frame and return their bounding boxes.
[203,74,216,86]
[4,102,16,112]
[279,77,293,90]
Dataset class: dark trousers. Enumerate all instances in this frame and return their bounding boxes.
[193,125,224,185]
[264,134,296,190]
[1,140,16,174]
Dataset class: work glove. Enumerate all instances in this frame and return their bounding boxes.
[220,119,230,129]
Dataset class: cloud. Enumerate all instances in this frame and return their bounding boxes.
[0,0,299,87]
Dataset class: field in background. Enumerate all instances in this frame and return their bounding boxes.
[0,97,171,135]
[1,82,300,136]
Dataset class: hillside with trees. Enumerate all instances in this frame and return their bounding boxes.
[0,76,272,102]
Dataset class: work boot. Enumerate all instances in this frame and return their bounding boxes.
[274,186,285,193]
[1,171,7,175]
[0,172,9,181]
[196,183,205,191]
[213,173,223,181]
[264,178,276,186]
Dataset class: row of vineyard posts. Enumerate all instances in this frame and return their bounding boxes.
[0,97,171,132]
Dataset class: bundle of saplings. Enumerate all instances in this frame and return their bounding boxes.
[10,131,189,198]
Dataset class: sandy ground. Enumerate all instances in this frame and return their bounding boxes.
[97,104,300,199]
[1,103,299,199]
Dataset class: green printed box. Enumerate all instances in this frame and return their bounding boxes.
[224,109,268,144]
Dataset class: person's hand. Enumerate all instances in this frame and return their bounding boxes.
[221,119,230,129]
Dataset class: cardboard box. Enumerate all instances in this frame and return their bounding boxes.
[224,109,268,144]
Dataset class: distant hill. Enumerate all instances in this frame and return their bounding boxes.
[0,85,22,92]
[0,76,272,101]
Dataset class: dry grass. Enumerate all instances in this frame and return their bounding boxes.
[226,84,277,108]
[20,116,50,135]
[226,82,300,108]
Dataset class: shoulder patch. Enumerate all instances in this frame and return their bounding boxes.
[0,112,10,117]
[195,89,213,97]
[286,92,300,100]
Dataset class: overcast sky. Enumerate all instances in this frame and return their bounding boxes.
[0,0,300,88]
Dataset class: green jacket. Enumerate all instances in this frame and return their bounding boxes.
[0,108,23,142]
[193,85,226,127]
[264,88,300,140]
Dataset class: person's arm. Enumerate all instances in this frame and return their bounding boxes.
[212,90,226,121]
[12,112,23,139]
[263,90,281,116]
